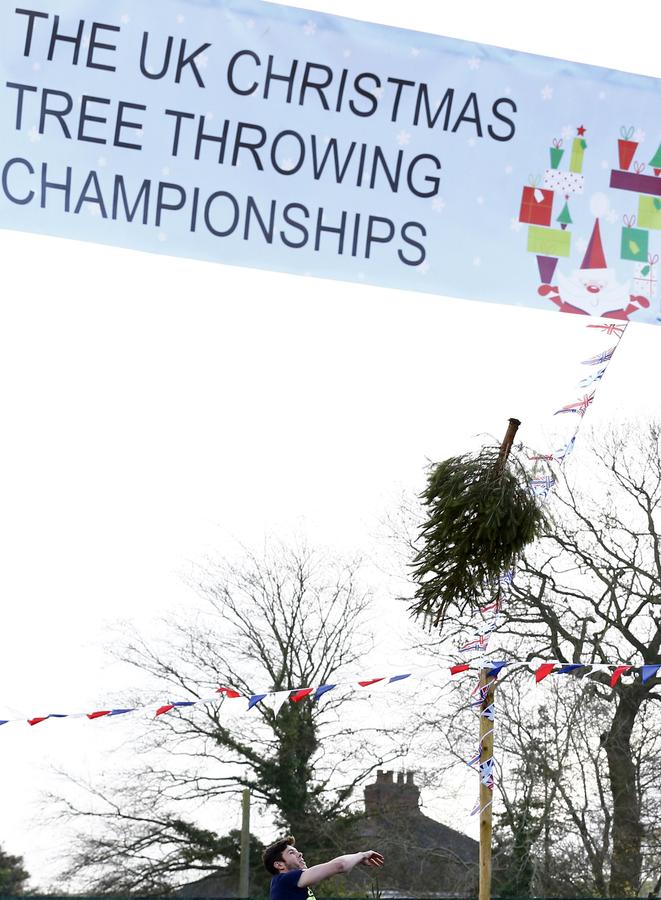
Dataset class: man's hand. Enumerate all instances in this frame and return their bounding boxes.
[359,851,384,868]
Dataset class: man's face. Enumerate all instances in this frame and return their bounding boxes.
[276,845,307,872]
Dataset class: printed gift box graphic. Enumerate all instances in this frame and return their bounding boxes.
[527,225,571,257]
[549,138,564,169]
[543,169,584,195]
[519,184,554,225]
[617,126,639,171]
[638,196,661,230]
[620,215,649,262]
[633,254,659,300]
[570,137,587,173]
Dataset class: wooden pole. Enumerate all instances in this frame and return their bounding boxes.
[239,788,250,898]
[496,417,521,474]
[478,667,496,900]
[478,417,515,900]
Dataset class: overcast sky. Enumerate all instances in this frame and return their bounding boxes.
[1,0,660,889]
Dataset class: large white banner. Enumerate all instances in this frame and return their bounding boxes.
[1,1,659,321]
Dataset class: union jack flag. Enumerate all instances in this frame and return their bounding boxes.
[581,347,615,366]
[481,703,495,721]
[466,747,481,767]
[587,322,626,337]
[554,392,595,417]
[481,594,502,614]
[460,634,489,653]
[531,475,555,496]
[499,571,514,586]
[578,367,606,388]
[479,757,495,787]
[555,436,576,462]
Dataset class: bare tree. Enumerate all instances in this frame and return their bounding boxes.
[497,423,661,896]
[54,540,403,893]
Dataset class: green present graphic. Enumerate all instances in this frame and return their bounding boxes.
[527,225,571,257]
[569,137,587,174]
[620,224,649,261]
[638,195,661,230]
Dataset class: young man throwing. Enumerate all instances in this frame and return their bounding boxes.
[263,835,384,900]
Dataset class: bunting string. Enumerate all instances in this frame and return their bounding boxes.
[456,319,629,814]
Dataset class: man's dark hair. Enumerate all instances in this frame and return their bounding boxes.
[262,835,295,875]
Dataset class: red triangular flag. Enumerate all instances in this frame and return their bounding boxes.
[87,710,111,719]
[155,704,175,717]
[358,678,385,687]
[290,688,313,703]
[610,665,632,687]
[216,686,241,698]
[450,664,470,675]
[535,663,555,682]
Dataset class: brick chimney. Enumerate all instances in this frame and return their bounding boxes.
[364,770,420,815]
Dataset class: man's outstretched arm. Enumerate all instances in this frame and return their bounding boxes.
[298,851,384,888]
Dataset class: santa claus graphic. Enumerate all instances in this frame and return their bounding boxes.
[538,218,650,320]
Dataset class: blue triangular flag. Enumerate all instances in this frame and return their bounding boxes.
[248,693,268,709]
[641,664,661,684]
[313,684,337,700]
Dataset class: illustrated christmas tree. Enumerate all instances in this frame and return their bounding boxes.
[557,201,572,230]
[650,141,661,176]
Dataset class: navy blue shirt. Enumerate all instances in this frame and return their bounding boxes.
[270,870,317,900]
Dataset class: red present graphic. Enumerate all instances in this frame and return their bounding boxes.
[618,126,638,171]
[519,185,554,225]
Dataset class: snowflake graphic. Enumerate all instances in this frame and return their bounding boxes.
[510,218,523,232]
[120,13,130,24]
[205,111,215,121]
[158,231,168,242]
[576,237,588,254]
[162,166,171,176]
[605,208,619,224]
[410,47,421,57]
[504,164,513,174]
[473,256,482,267]
[431,197,446,212]
[541,85,554,101]
[601,160,609,170]
[598,90,606,100]
[32,62,40,71]
[561,125,573,141]
[176,14,185,24]
[419,261,431,275]
[633,128,646,143]
[198,54,209,69]
[396,130,411,146]
[343,49,351,58]
[467,137,476,148]
[476,196,485,205]
[303,21,317,36]
[467,56,481,70]
[97,157,107,167]
[28,125,41,143]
